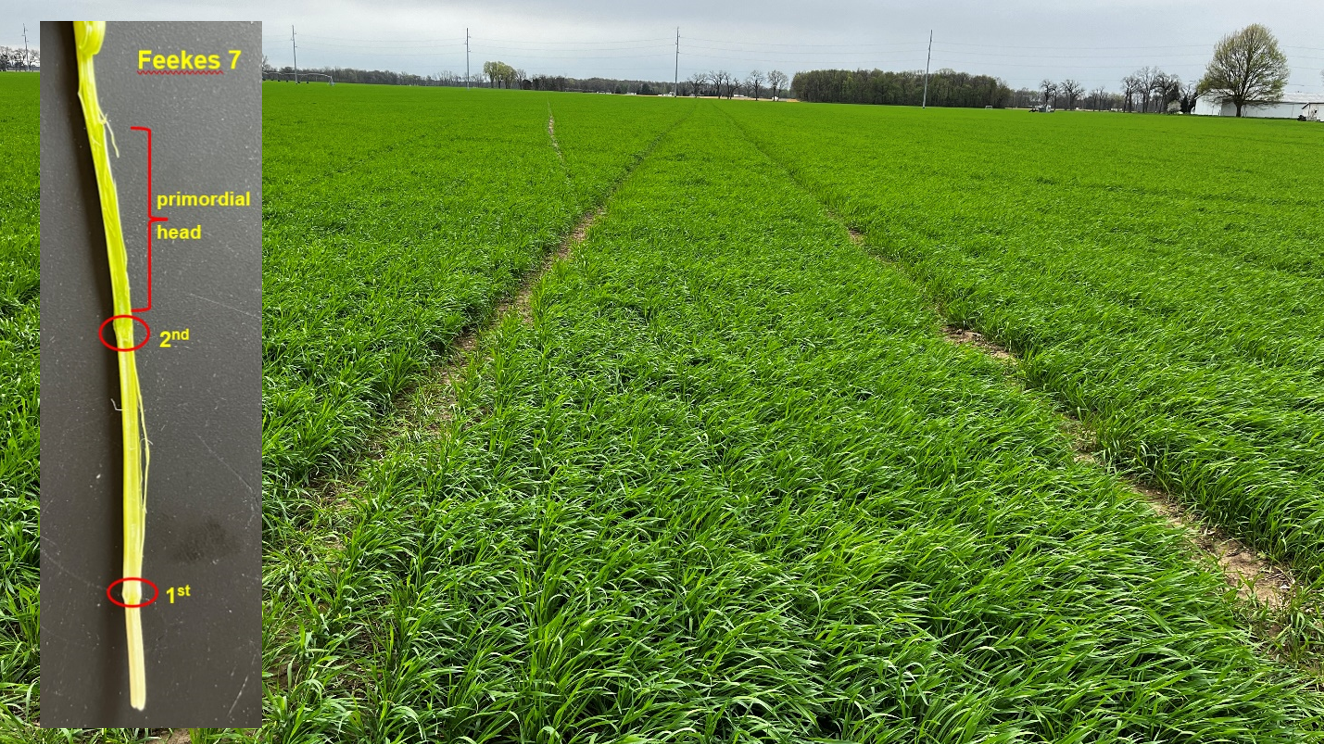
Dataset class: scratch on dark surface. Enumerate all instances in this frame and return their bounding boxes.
[40,622,103,652]
[184,291,259,319]
[41,542,104,592]
[196,432,255,493]
[228,673,251,717]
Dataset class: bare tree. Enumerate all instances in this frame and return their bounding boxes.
[767,70,788,100]
[1120,74,1142,112]
[1198,23,1290,117]
[717,70,735,98]
[1089,86,1108,110]
[1040,79,1058,108]
[1130,66,1158,112]
[746,70,765,100]
[709,70,734,98]
[1151,71,1181,112]
[688,71,707,97]
[1060,79,1083,109]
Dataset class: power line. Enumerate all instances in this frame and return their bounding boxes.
[298,33,456,42]
[291,39,466,49]
[686,36,898,48]
[685,43,928,55]
[298,45,465,54]
[471,36,671,45]
[933,40,1215,50]
[477,43,673,53]
[932,47,1215,60]
[471,51,675,60]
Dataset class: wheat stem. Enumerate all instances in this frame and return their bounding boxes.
[73,20,149,712]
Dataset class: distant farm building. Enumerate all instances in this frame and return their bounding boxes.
[1194,92,1323,119]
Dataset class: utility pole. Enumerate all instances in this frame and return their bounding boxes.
[922,30,932,109]
[291,25,298,84]
[465,28,470,90]
[21,24,29,72]
[674,28,679,97]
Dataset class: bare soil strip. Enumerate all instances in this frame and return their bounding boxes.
[844,221,1296,609]
[268,109,692,711]
[939,324,1296,609]
[307,106,694,531]
[942,326,1015,361]
[383,205,601,438]
[278,204,606,703]
[548,112,565,164]
[747,137,1305,620]
[360,108,696,456]
[733,123,1318,677]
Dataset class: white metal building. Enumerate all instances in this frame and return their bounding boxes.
[1194,92,1324,119]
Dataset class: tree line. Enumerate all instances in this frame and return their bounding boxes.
[1027,26,1293,116]
[796,24,1298,116]
[263,59,794,99]
[793,68,1008,107]
[264,64,434,86]
[792,68,1205,112]
[493,64,792,99]
[257,24,1299,118]
[0,46,39,71]
[1027,70,1197,113]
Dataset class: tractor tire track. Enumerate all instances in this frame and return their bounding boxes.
[726,105,1320,675]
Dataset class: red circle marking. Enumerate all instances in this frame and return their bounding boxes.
[107,577,159,608]
[99,315,150,352]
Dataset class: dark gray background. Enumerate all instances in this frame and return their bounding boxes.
[40,21,262,728]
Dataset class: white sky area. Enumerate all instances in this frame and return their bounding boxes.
[2,0,1321,92]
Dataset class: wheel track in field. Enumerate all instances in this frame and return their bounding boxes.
[841,220,1296,608]
[727,105,1319,675]
[547,104,565,166]
[360,102,694,450]
[935,318,1320,682]
[936,319,1297,610]
[261,105,697,718]
[297,102,692,506]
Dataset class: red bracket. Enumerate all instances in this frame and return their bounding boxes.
[129,126,167,313]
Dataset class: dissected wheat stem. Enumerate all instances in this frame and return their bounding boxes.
[73,20,150,712]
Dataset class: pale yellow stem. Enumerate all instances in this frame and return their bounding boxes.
[73,20,149,712]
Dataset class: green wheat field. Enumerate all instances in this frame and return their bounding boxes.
[2,72,1323,741]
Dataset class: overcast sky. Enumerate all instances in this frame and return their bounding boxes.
[3,0,1321,92]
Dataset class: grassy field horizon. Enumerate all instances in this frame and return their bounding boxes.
[2,76,1322,741]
